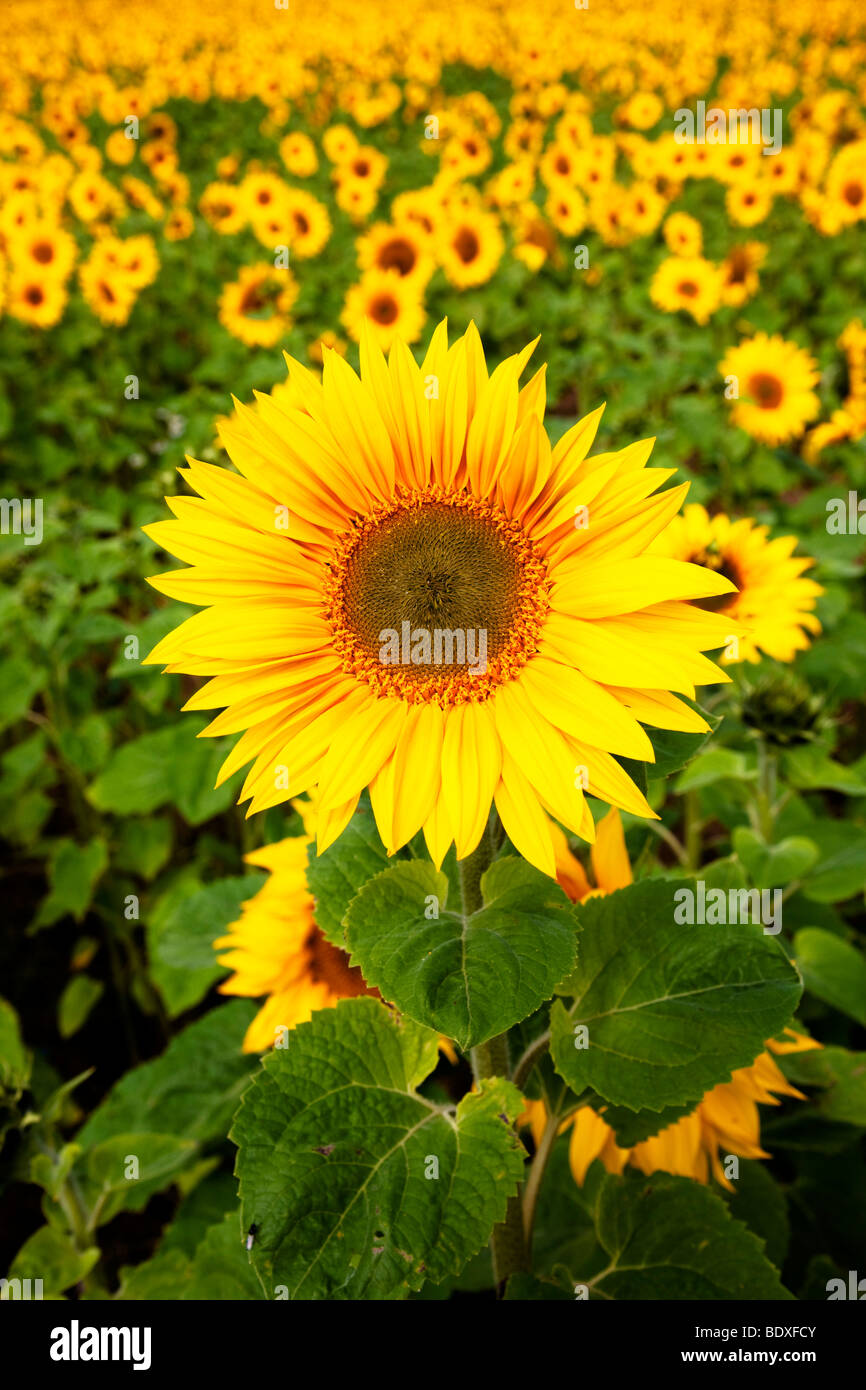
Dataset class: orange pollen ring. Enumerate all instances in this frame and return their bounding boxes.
[322,488,551,706]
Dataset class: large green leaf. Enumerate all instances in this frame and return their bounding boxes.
[304,797,389,946]
[550,879,801,1111]
[584,1172,792,1299]
[156,874,265,972]
[87,719,241,824]
[793,928,866,1026]
[232,996,525,1300]
[344,857,578,1049]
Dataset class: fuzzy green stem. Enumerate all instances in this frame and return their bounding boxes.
[684,788,703,870]
[461,815,529,1290]
[756,739,777,842]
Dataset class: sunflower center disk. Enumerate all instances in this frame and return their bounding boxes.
[324,494,551,704]
[692,549,740,613]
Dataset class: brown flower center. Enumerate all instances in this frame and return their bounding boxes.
[323,492,550,705]
[454,226,480,263]
[378,237,416,275]
[749,372,784,409]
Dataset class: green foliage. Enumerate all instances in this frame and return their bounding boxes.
[345,857,577,1048]
[233,997,525,1299]
[550,879,801,1111]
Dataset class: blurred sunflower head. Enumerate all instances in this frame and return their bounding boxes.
[718,332,820,445]
[438,208,504,287]
[341,268,426,350]
[217,262,298,347]
[214,803,373,1053]
[719,240,767,307]
[7,269,67,327]
[650,503,822,663]
[357,220,434,287]
[650,254,723,325]
[725,180,773,227]
[8,219,77,280]
[562,1029,820,1191]
[145,320,738,878]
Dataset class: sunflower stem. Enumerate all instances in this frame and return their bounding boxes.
[684,787,703,870]
[756,738,777,841]
[522,1110,560,1250]
[462,815,529,1290]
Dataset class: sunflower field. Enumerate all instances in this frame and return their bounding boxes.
[2,0,866,1326]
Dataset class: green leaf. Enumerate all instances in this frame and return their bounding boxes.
[156,875,265,973]
[0,656,44,733]
[344,857,577,1049]
[232,996,526,1300]
[116,1212,264,1301]
[585,1171,792,1299]
[32,838,109,930]
[801,823,866,903]
[85,1133,198,1224]
[304,797,389,946]
[779,1046,866,1127]
[7,1225,100,1297]
[725,1159,790,1271]
[550,879,801,1112]
[86,719,241,824]
[114,817,174,879]
[647,704,721,780]
[732,829,819,887]
[0,996,30,1093]
[57,976,104,1038]
[78,1001,258,1149]
[793,928,866,1025]
[783,745,866,796]
[675,748,753,792]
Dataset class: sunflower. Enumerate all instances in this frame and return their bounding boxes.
[218,262,298,347]
[240,171,289,220]
[337,145,387,191]
[390,188,443,245]
[322,124,359,163]
[199,181,247,235]
[725,181,773,227]
[92,233,159,289]
[6,270,67,327]
[283,189,331,258]
[650,255,723,325]
[662,211,702,256]
[8,219,77,280]
[213,807,373,1053]
[164,208,194,241]
[718,333,820,445]
[719,241,767,307]
[78,256,137,325]
[335,176,379,222]
[539,140,579,189]
[279,131,318,178]
[521,819,821,1190]
[825,153,866,227]
[357,221,434,288]
[489,161,536,209]
[144,320,737,877]
[650,503,822,663]
[624,181,665,237]
[545,185,586,237]
[341,269,425,350]
[438,208,504,287]
[565,1030,819,1191]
